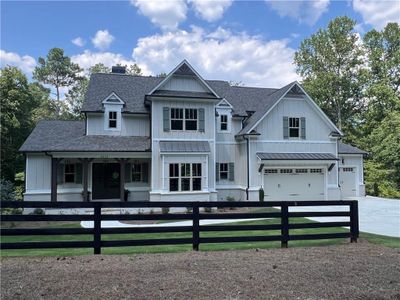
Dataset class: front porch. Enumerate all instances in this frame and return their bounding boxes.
[50,152,151,202]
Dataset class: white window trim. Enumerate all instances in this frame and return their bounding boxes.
[219,163,229,180]
[108,111,118,129]
[217,112,231,134]
[288,117,301,139]
[169,163,202,192]
[170,108,198,131]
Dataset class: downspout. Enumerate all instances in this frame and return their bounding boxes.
[244,135,250,200]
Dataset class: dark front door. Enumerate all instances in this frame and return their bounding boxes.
[92,163,120,200]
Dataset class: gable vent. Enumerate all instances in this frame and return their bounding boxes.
[112,66,126,74]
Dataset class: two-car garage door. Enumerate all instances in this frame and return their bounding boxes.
[263,168,325,201]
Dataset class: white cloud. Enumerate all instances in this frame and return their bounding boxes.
[131,0,187,30]
[266,0,330,25]
[91,30,115,50]
[0,49,36,73]
[189,0,233,22]
[71,37,85,47]
[132,26,298,87]
[353,0,400,30]
[71,50,150,75]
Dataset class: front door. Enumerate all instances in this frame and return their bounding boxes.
[92,163,120,200]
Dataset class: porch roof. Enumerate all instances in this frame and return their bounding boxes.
[257,152,338,161]
[159,141,210,153]
[19,120,151,152]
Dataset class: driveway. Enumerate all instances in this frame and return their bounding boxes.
[289,196,400,238]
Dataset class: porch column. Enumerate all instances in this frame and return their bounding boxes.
[51,157,60,202]
[82,158,89,201]
[119,159,128,201]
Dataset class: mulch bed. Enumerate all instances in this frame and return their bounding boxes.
[1,241,399,300]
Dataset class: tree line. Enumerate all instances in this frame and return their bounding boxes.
[1,16,399,198]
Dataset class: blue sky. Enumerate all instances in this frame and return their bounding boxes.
[1,0,399,89]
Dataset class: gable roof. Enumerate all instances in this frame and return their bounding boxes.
[338,142,368,155]
[236,82,343,136]
[148,60,220,99]
[19,120,150,152]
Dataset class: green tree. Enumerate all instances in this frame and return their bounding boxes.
[89,63,110,74]
[125,63,142,76]
[362,23,400,133]
[294,16,365,138]
[0,66,37,181]
[33,48,83,101]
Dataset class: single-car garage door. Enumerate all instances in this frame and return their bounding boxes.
[339,167,357,197]
[264,168,325,201]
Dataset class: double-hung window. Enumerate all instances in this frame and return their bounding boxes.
[64,164,75,183]
[219,163,228,180]
[169,163,202,192]
[131,163,142,182]
[289,117,300,138]
[109,111,117,128]
[170,108,198,131]
[220,115,228,131]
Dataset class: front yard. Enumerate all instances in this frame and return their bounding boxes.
[1,242,399,299]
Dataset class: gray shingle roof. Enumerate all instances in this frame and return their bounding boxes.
[257,152,338,160]
[19,120,150,152]
[159,141,210,153]
[338,142,367,155]
[82,73,279,117]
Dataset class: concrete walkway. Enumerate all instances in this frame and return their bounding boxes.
[81,218,267,229]
[288,196,400,238]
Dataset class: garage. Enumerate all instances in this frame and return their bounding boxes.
[339,167,357,197]
[263,168,325,201]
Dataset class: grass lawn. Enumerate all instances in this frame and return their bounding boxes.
[1,211,399,256]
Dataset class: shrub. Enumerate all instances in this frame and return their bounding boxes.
[186,207,193,214]
[204,207,212,213]
[226,196,235,210]
[0,180,22,215]
[33,208,45,215]
[162,207,170,214]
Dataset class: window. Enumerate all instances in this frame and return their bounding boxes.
[64,164,75,183]
[220,115,228,131]
[219,163,228,180]
[171,108,198,131]
[171,108,183,130]
[185,109,198,130]
[169,163,202,192]
[289,117,300,138]
[310,168,323,173]
[295,169,308,174]
[280,169,293,174]
[132,163,142,182]
[265,169,278,174]
[109,111,117,128]
[342,167,354,172]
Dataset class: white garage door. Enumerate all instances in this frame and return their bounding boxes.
[264,168,325,201]
[339,167,357,197]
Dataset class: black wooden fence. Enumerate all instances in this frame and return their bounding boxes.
[1,200,359,254]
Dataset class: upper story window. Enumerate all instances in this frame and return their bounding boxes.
[170,108,198,131]
[64,164,75,183]
[220,115,228,131]
[289,117,300,138]
[131,163,142,182]
[108,111,117,128]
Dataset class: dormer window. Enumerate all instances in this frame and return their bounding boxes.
[109,111,117,128]
[220,115,228,131]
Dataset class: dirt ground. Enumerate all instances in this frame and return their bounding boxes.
[1,241,399,300]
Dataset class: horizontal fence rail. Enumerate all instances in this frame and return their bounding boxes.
[0,200,359,254]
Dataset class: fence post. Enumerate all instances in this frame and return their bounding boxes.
[192,203,200,251]
[281,203,289,248]
[350,201,359,243]
[94,204,102,254]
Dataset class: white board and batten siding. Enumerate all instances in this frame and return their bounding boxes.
[160,75,209,93]
[339,154,365,197]
[86,113,150,136]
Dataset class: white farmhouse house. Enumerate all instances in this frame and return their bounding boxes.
[20,60,367,202]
